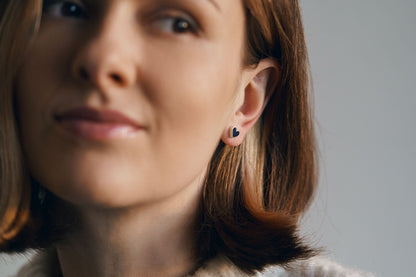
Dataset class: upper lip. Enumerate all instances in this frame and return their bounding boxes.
[55,107,142,127]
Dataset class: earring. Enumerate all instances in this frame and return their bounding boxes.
[230,127,240,138]
[38,185,46,205]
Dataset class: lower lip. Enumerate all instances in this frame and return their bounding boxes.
[57,119,140,140]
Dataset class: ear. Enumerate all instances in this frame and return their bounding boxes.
[221,58,279,146]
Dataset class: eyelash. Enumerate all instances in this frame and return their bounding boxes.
[42,0,88,19]
[150,14,199,35]
[42,1,199,35]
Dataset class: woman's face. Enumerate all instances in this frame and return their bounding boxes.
[16,0,247,207]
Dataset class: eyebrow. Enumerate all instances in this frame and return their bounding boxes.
[86,0,222,13]
[206,0,221,12]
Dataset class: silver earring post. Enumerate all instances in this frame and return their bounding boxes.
[38,186,46,205]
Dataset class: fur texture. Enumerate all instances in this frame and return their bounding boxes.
[15,249,374,277]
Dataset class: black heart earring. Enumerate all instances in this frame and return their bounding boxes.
[230,127,240,138]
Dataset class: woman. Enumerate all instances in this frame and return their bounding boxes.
[0,0,371,276]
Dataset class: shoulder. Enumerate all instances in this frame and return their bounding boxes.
[16,251,374,277]
[262,256,374,277]
[15,249,60,277]
[191,256,374,277]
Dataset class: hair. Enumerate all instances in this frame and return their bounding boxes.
[0,0,317,274]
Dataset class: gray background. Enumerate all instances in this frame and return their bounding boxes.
[1,1,415,276]
[300,0,416,276]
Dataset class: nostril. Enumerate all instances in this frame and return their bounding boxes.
[110,73,123,84]
[73,62,130,86]
[79,67,89,80]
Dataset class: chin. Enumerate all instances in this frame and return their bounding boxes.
[40,172,138,208]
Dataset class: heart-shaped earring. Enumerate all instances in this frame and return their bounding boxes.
[230,127,240,138]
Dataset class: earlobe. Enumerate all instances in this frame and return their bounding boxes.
[221,58,279,147]
[221,125,244,147]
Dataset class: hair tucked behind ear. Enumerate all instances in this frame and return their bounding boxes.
[196,0,318,273]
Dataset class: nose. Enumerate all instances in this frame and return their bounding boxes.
[71,20,137,89]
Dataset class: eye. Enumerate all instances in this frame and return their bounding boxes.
[42,0,87,19]
[152,15,198,34]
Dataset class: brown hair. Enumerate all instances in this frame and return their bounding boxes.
[0,0,317,273]
[0,0,43,250]
[196,0,318,273]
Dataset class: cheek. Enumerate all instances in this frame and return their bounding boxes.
[15,26,75,136]
[118,42,244,202]
[142,42,240,151]
[14,27,83,196]
[142,40,242,130]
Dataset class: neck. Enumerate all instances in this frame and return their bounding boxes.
[56,182,203,277]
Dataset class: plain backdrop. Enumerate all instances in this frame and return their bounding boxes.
[299,0,416,276]
[1,1,415,276]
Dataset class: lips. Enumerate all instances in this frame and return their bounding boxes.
[55,107,142,140]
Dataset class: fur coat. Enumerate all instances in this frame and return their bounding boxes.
[16,249,374,277]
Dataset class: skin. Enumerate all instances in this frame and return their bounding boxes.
[15,0,276,276]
